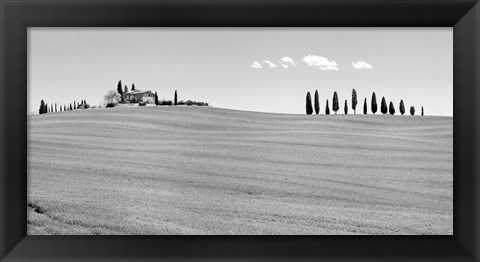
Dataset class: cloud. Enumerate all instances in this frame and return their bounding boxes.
[251,61,262,69]
[279,57,296,68]
[302,55,338,70]
[262,60,278,68]
[352,61,373,70]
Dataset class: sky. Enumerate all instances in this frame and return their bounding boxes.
[28,28,452,116]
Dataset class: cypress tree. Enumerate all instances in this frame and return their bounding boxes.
[117,80,124,103]
[351,88,357,114]
[381,97,387,114]
[389,101,395,115]
[399,100,405,115]
[45,103,48,113]
[314,90,320,115]
[371,92,377,114]
[410,106,415,116]
[74,101,77,110]
[70,103,73,111]
[325,99,330,115]
[174,90,178,106]
[344,99,348,114]
[155,91,159,106]
[132,83,135,91]
[39,100,46,114]
[306,92,313,115]
[51,104,53,113]
[124,85,128,95]
[332,91,339,114]
[363,98,367,115]
[55,103,57,112]
[421,106,424,116]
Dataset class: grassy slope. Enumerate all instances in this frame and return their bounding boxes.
[27,107,452,235]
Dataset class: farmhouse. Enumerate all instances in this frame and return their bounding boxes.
[123,90,155,104]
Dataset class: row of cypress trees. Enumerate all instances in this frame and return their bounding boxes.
[39,99,89,114]
[306,89,424,116]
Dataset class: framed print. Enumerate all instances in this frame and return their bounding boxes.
[1,0,479,261]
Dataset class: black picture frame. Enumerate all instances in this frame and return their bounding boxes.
[0,0,478,261]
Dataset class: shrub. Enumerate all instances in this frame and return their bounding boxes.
[139,101,147,106]
[177,100,185,105]
[77,103,90,109]
[105,102,116,108]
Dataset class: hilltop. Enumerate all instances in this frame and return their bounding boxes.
[27,106,452,234]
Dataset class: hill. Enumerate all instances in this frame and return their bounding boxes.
[27,107,453,235]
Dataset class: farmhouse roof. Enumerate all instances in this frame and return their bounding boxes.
[125,90,153,94]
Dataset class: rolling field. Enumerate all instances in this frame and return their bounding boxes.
[27,106,453,235]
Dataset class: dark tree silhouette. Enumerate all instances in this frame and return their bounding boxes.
[155,91,159,106]
[363,98,367,115]
[174,90,178,106]
[325,99,330,115]
[332,91,339,114]
[410,106,415,116]
[117,80,124,103]
[131,83,136,91]
[421,106,424,116]
[55,103,57,112]
[344,99,348,114]
[371,92,377,114]
[74,101,77,110]
[381,97,387,115]
[314,90,320,115]
[124,86,128,95]
[399,100,405,115]
[351,88,357,114]
[306,92,313,115]
[51,104,53,113]
[39,100,46,114]
[46,103,49,113]
[389,101,395,115]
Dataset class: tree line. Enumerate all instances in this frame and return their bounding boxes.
[305,89,424,116]
[39,99,90,115]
